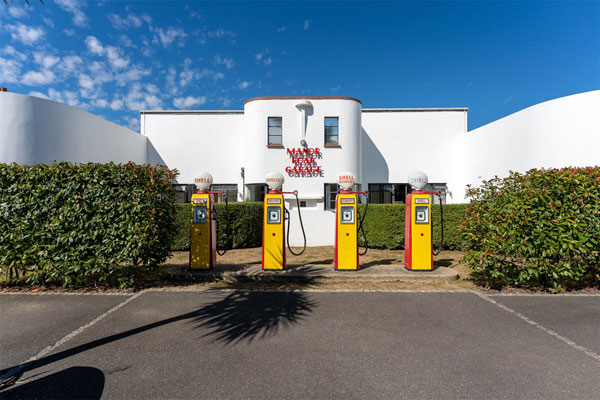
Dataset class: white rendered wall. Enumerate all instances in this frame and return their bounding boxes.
[243,98,362,246]
[0,92,156,165]
[461,90,600,200]
[361,109,467,203]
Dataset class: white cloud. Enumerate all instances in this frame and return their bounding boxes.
[91,98,109,108]
[263,57,272,66]
[222,98,232,108]
[212,55,234,70]
[107,13,143,30]
[8,6,28,18]
[22,70,56,85]
[165,66,178,95]
[43,17,54,28]
[254,50,272,66]
[238,81,250,89]
[303,19,311,30]
[33,53,60,69]
[87,61,114,85]
[115,65,151,86]
[105,46,129,69]
[48,88,88,109]
[173,96,206,108]
[140,14,152,25]
[152,26,187,48]
[207,28,236,38]
[213,71,224,80]
[29,91,49,100]
[63,29,75,36]
[254,52,263,62]
[277,26,287,32]
[109,98,124,111]
[59,55,83,75]
[0,57,21,83]
[55,0,88,28]
[124,83,163,110]
[8,23,44,45]
[3,45,27,61]
[85,36,104,55]
[78,73,95,90]
[119,35,135,48]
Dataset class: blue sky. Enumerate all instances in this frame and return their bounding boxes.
[1,0,598,131]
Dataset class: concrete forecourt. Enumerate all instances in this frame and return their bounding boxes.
[1,290,598,399]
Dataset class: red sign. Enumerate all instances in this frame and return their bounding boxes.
[285,147,324,177]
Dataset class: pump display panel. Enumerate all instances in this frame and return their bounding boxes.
[340,206,355,224]
[415,206,429,224]
[193,205,208,224]
[267,206,281,224]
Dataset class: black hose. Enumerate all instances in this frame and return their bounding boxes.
[357,192,369,256]
[432,192,443,256]
[216,193,232,256]
[287,190,306,256]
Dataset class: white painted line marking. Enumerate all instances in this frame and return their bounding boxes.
[0,291,145,382]
[472,290,600,362]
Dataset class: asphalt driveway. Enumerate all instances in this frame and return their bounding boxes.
[1,291,598,399]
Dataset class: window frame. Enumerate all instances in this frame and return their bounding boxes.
[267,116,283,147]
[324,116,339,147]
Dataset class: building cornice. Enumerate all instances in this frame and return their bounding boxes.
[244,96,362,105]
[362,107,468,112]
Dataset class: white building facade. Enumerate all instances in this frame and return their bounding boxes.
[2,90,598,246]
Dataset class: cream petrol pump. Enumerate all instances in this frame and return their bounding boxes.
[262,171,306,270]
[190,172,232,270]
[334,172,369,270]
[404,171,444,271]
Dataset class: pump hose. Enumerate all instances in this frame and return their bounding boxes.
[287,190,307,256]
[216,193,232,256]
[432,193,444,256]
[357,192,369,256]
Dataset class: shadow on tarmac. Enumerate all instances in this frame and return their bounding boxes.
[0,290,318,389]
[0,366,104,399]
[360,258,395,270]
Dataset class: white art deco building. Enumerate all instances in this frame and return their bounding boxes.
[1,89,599,245]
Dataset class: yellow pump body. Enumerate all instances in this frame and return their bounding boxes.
[404,192,433,270]
[335,192,359,270]
[262,192,286,270]
[190,193,216,269]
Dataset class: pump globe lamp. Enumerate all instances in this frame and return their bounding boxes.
[408,171,428,191]
[266,171,285,191]
[194,171,213,191]
[338,171,355,191]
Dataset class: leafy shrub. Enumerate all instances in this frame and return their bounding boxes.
[172,202,263,251]
[461,167,600,290]
[0,162,178,287]
[358,203,467,250]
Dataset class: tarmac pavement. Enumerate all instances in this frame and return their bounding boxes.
[1,290,598,399]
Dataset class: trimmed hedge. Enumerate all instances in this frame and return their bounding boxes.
[358,203,467,250]
[461,167,600,290]
[172,202,263,251]
[173,202,466,251]
[0,162,178,287]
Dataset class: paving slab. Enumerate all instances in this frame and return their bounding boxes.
[166,263,459,283]
[0,294,130,368]
[489,295,600,355]
[3,291,598,399]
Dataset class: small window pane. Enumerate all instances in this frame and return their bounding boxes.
[268,126,282,136]
[269,135,282,145]
[325,126,338,136]
[325,135,339,145]
[268,117,282,127]
[325,117,338,127]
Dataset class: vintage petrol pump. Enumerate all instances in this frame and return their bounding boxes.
[189,172,232,270]
[334,172,369,270]
[262,171,306,270]
[404,171,444,271]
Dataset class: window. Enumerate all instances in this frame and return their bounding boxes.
[324,183,338,210]
[268,117,282,145]
[368,183,411,204]
[324,117,339,145]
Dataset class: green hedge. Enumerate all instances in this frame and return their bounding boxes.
[358,203,467,250]
[461,167,600,290]
[0,162,177,287]
[172,202,263,251]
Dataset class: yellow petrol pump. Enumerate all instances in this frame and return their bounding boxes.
[190,172,232,270]
[262,171,306,270]
[404,171,444,271]
[334,172,368,270]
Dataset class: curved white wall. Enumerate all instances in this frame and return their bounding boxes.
[0,92,161,165]
[460,90,600,199]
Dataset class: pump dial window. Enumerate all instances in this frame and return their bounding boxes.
[340,206,355,224]
[193,206,208,224]
[415,206,429,224]
[267,206,281,224]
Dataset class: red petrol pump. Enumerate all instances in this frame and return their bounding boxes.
[190,172,232,270]
[404,171,444,271]
[262,172,307,270]
[334,172,369,270]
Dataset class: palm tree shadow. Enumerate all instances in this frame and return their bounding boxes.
[190,291,318,345]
